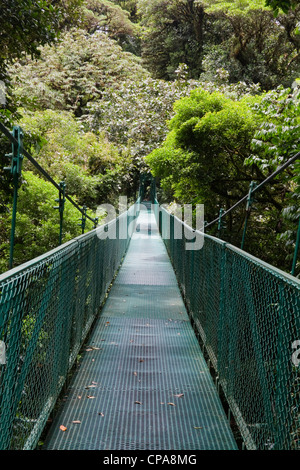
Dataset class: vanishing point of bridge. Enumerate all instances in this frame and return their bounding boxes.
[0,198,299,451]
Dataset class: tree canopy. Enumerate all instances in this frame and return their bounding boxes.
[0,0,83,78]
[0,0,299,275]
[265,0,298,14]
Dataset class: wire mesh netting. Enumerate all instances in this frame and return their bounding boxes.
[1,195,299,450]
[0,202,139,450]
[43,205,237,450]
[154,202,300,450]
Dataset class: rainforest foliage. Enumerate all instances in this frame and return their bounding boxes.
[0,0,299,275]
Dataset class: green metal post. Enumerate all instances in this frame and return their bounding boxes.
[54,181,66,245]
[79,205,87,234]
[150,177,156,203]
[4,126,24,269]
[291,216,300,276]
[9,178,18,270]
[241,181,256,251]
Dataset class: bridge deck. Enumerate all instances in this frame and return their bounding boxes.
[44,204,237,450]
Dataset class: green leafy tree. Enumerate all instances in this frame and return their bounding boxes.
[111,0,140,21]
[80,0,141,52]
[0,107,129,273]
[86,70,200,158]
[17,108,125,206]
[0,170,94,274]
[145,85,299,271]
[245,84,300,273]
[9,28,149,117]
[0,0,83,79]
[145,88,260,212]
[137,0,300,88]
[137,0,205,79]
[265,0,298,14]
[0,0,83,216]
[202,0,300,89]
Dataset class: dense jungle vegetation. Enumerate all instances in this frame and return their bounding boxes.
[0,0,299,275]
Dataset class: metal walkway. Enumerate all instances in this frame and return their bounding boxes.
[44,204,237,450]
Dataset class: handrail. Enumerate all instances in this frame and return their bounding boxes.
[0,199,140,450]
[155,200,300,450]
[0,121,97,224]
[154,150,300,275]
[205,150,300,229]
[155,200,300,286]
[0,121,99,269]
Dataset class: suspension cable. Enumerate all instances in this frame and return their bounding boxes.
[205,150,300,229]
[0,122,97,224]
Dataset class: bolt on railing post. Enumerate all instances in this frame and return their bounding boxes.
[54,181,66,245]
[93,217,98,229]
[291,216,300,276]
[3,126,24,269]
[241,181,257,251]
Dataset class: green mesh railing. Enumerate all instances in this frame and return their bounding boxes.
[154,202,300,450]
[0,201,139,450]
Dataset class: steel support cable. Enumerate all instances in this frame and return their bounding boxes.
[0,122,97,224]
[204,150,300,230]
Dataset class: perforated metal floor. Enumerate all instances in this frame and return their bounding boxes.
[44,205,237,450]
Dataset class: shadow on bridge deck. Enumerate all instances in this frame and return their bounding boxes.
[43,203,237,451]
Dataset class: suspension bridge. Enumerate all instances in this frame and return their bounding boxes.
[0,123,299,451]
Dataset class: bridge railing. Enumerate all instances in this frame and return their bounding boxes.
[154,201,300,450]
[0,201,139,450]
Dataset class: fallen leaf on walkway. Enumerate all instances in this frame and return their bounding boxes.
[174,393,184,398]
[135,401,142,405]
[59,425,67,432]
